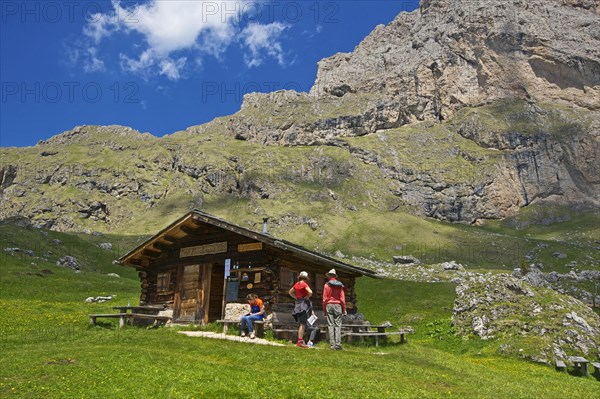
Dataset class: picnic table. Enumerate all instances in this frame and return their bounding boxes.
[89,305,170,328]
[342,323,414,347]
[113,305,167,314]
[568,356,590,377]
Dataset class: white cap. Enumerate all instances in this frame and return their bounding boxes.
[326,269,337,277]
[299,271,309,279]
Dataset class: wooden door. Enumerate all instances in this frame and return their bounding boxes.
[199,264,212,324]
[174,264,200,322]
[173,264,214,323]
[208,264,225,322]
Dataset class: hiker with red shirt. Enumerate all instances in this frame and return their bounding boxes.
[289,271,317,348]
[240,293,265,339]
[322,268,346,350]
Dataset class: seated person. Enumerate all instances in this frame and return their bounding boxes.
[240,293,265,339]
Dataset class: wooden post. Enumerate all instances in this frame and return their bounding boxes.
[221,276,228,322]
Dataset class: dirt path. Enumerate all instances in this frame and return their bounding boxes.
[178,331,286,346]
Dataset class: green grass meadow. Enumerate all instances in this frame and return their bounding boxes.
[1,225,599,398]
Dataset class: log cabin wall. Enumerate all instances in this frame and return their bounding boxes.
[125,211,373,323]
[139,254,359,316]
[138,240,285,316]
[270,259,358,313]
[139,267,177,305]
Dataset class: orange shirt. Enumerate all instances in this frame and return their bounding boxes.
[250,298,264,316]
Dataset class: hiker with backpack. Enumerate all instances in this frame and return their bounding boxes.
[322,269,346,350]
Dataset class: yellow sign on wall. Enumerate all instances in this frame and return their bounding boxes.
[180,242,227,258]
[238,242,263,252]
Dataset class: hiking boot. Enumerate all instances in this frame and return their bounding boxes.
[249,331,256,339]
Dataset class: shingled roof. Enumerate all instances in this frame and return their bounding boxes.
[119,210,377,278]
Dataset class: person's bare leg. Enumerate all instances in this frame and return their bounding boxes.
[298,323,305,341]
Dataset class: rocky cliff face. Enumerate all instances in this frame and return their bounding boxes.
[0,0,599,231]
[225,0,600,222]
[311,0,599,118]
[229,0,599,146]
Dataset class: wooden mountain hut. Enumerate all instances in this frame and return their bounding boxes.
[119,210,377,324]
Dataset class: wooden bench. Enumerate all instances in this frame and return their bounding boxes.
[270,306,328,342]
[344,329,414,347]
[89,313,171,328]
[89,313,129,328]
[128,313,171,327]
[271,328,300,341]
[216,319,265,338]
[555,359,567,372]
[344,332,386,347]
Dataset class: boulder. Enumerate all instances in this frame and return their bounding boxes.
[441,261,464,271]
[393,255,421,264]
[56,256,81,271]
[85,295,114,303]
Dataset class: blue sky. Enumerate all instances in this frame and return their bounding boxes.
[1,1,418,147]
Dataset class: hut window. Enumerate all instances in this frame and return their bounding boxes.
[279,267,296,288]
[315,274,325,295]
[290,271,298,286]
[279,267,288,287]
[157,272,170,292]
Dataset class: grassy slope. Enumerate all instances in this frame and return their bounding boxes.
[1,101,597,275]
[1,225,598,398]
[0,101,597,397]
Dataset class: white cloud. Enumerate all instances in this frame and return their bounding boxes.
[75,0,292,79]
[240,22,289,68]
[159,57,188,80]
[198,25,237,59]
[62,40,105,73]
[119,49,155,76]
[83,11,119,44]
[119,50,187,82]
[82,0,244,79]
[83,47,105,73]
[115,0,239,55]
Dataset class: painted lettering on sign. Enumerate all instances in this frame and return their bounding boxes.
[238,242,263,252]
[180,242,227,258]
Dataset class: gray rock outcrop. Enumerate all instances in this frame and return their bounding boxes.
[453,274,600,362]
[393,255,421,264]
[56,256,81,271]
[514,266,600,305]
[85,295,114,303]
